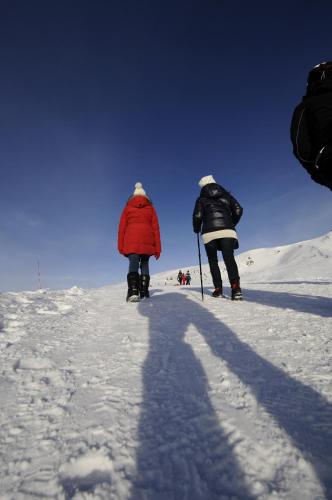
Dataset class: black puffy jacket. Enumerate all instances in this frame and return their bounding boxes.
[192,183,243,235]
[290,66,332,183]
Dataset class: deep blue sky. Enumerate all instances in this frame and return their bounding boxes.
[1,0,331,291]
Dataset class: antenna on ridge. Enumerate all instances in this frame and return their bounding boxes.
[37,259,42,289]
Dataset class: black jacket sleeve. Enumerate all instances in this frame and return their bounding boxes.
[229,194,243,226]
[290,102,316,170]
[193,198,203,233]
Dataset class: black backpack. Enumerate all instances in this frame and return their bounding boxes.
[290,61,332,190]
[306,61,332,94]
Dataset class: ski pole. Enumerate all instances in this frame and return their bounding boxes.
[197,233,204,301]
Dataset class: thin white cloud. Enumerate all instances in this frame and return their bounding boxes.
[283,200,332,241]
[0,211,44,230]
[14,211,44,228]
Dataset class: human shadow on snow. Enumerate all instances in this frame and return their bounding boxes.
[130,292,332,500]
[247,281,332,286]
[130,293,255,500]
[194,286,332,318]
[244,289,331,318]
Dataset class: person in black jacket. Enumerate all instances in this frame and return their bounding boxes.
[193,175,243,300]
[290,61,332,191]
[185,270,191,285]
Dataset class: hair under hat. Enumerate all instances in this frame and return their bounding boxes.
[133,182,147,197]
[198,175,216,188]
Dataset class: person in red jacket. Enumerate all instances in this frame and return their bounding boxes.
[118,182,161,302]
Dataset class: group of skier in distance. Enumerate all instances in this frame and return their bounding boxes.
[118,61,332,303]
[177,270,192,286]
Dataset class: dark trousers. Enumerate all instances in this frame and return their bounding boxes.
[204,238,239,287]
[128,254,150,274]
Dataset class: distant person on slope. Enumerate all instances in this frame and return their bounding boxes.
[185,270,191,285]
[290,61,332,191]
[193,175,243,300]
[177,270,183,285]
[118,182,161,302]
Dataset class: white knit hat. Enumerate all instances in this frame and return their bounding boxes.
[133,182,147,197]
[198,175,216,188]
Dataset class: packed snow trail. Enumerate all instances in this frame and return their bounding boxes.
[0,281,331,499]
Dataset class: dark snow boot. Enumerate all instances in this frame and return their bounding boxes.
[126,272,140,302]
[139,274,150,299]
[231,281,243,301]
[212,287,223,298]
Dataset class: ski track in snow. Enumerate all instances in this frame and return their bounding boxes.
[0,281,331,500]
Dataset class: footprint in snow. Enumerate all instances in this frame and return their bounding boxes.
[14,357,55,371]
[36,302,73,315]
[59,448,113,494]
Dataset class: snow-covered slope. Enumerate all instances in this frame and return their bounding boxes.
[152,231,332,287]
[0,232,332,499]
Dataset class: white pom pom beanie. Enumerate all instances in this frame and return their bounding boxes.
[133,182,147,197]
[198,175,216,188]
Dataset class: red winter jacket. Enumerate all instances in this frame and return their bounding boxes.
[118,196,161,257]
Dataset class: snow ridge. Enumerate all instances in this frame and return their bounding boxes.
[152,231,332,286]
